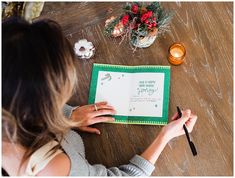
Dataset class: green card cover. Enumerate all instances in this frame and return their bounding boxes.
[88,63,171,125]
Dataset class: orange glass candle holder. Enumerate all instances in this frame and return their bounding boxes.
[168,43,186,65]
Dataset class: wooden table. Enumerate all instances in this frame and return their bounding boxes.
[38,2,233,176]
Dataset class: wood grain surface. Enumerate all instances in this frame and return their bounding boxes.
[37,2,233,176]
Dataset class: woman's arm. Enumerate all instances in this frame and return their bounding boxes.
[81,109,197,176]
[141,109,197,165]
[141,130,168,165]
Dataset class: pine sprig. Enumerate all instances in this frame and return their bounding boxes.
[104,16,122,37]
[157,10,174,35]
[123,3,131,11]
[146,2,161,13]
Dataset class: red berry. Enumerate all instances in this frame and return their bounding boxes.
[131,4,138,14]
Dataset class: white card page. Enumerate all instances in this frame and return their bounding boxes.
[95,71,165,117]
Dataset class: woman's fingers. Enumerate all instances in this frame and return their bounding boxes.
[89,101,114,111]
[78,117,115,134]
[96,101,108,105]
[171,112,179,120]
[91,117,115,125]
[78,126,101,135]
[91,108,116,117]
[96,101,114,109]
[185,114,198,133]
[171,109,192,121]
[180,109,191,123]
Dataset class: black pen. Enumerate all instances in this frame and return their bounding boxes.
[177,106,197,156]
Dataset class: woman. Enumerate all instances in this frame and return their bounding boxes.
[2,17,197,176]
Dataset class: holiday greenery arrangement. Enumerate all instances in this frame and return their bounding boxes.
[104,2,173,48]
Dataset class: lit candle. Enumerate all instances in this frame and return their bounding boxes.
[168,43,186,65]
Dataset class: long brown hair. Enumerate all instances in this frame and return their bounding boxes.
[2,17,78,167]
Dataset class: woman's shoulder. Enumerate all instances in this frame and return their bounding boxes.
[37,152,71,176]
[38,130,85,176]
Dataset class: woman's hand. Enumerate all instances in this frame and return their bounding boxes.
[71,101,116,135]
[141,109,197,165]
[161,109,197,142]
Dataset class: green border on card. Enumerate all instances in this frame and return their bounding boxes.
[88,63,171,125]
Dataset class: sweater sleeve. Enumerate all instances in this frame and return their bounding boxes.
[62,104,79,119]
[88,155,155,176]
[61,130,155,176]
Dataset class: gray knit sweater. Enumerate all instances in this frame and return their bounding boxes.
[62,104,155,176]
